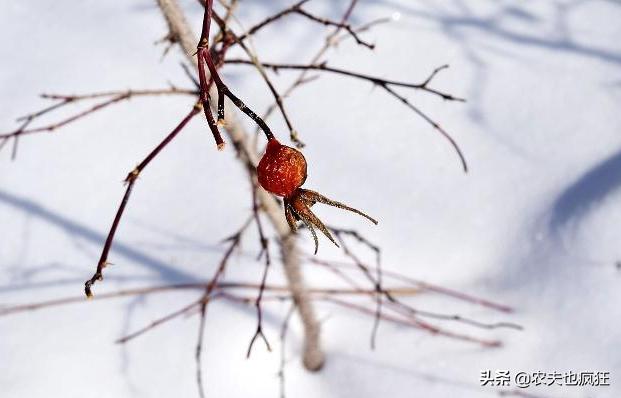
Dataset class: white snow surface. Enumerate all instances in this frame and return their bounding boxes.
[1,1,620,397]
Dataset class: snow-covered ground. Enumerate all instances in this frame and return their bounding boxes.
[1,1,620,397]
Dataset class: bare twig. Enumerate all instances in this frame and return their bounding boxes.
[247,0,364,147]
[0,88,197,143]
[320,231,521,336]
[0,283,424,318]
[116,299,203,344]
[308,258,513,313]
[236,0,311,41]
[322,297,501,347]
[224,61,465,102]
[214,19,305,147]
[329,227,383,349]
[196,219,251,398]
[246,183,273,358]
[236,0,373,50]
[225,60,468,172]
[293,8,374,49]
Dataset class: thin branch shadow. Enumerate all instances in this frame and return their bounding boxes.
[365,0,621,158]
[0,188,198,284]
[371,0,621,66]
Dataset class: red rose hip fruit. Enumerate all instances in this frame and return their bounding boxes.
[257,139,307,198]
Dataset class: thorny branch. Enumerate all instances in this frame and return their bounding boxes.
[84,103,202,297]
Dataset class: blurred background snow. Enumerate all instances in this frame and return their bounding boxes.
[1,0,620,397]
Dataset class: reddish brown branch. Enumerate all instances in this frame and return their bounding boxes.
[84,104,201,297]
